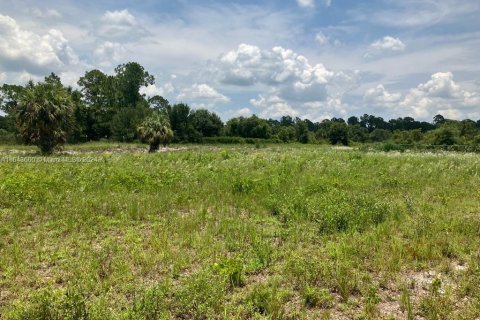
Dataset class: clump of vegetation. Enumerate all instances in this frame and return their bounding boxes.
[213,258,245,288]
[137,113,173,152]
[245,281,290,319]
[303,286,333,308]
[16,74,75,154]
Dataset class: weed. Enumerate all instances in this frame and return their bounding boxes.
[400,284,414,320]
[213,258,245,288]
[245,281,289,319]
[303,286,333,309]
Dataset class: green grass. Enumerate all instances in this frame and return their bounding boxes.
[0,144,479,319]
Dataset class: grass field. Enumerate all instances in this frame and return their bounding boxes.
[1,144,479,319]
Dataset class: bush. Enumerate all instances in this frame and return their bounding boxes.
[17,80,75,154]
[213,258,244,288]
[0,129,16,144]
[202,136,245,144]
[317,196,392,233]
[13,286,91,320]
[245,281,289,319]
[201,136,281,144]
[431,127,458,146]
[173,270,226,319]
[303,286,333,308]
[128,284,170,320]
[382,142,407,152]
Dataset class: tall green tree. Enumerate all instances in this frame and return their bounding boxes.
[16,77,75,154]
[149,95,171,115]
[169,103,199,142]
[0,83,25,133]
[111,103,152,142]
[77,69,117,139]
[327,122,349,145]
[431,127,457,146]
[189,109,223,137]
[226,115,272,139]
[295,119,310,143]
[114,62,154,108]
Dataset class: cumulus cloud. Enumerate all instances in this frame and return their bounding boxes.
[94,41,126,66]
[315,32,328,46]
[416,72,461,98]
[249,92,351,121]
[209,43,361,120]
[250,94,299,118]
[364,84,402,105]
[400,72,479,119]
[315,31,342,48]
[102,9,137,26]
[98,9,146,40]
[0,14,79,74]
[296,0,331,8]
[177,83,230,107]
[364,36,405,58]
[296,0,315,8]
[365,72,480,119]
[140,82,175,98]
[371,36,406,51]
[214,44,334,103]
[302,97,349,120]
[236,107,253,117]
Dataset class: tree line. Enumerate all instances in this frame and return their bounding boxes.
[1,62,480,153]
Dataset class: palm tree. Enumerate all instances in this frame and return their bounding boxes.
[138,113,174,152]
[16,78,75,155]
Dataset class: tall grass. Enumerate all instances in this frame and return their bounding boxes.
[0,145,479,319]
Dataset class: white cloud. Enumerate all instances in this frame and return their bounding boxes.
[370,36,406,52]
[365,72,480,120]
[140,82,175,97]
[249,92,351,121]
[236,107,253,117]
[364,84,402,105]
[98,9,145,40]
[177,83,230,107]
[400,72,478,118]
[314,31,342,48]
[364,36,406,59]
[31,8,63,19]
[210,44,365,120]
[214,44,334,103]
[0,14,79,74]
[315,32,328,45]
[101,9,137,26]
[416,72,461,98]
[296,0,315,8]
[437,108,462,119]
[250,94,299,118]
[94,41,126,66]
[297,0,332,8]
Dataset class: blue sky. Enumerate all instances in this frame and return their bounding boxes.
[1,0,479,121]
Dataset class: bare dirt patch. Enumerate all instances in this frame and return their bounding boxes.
[332,146,354,151]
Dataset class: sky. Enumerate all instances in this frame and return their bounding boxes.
[0,0,479,121]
